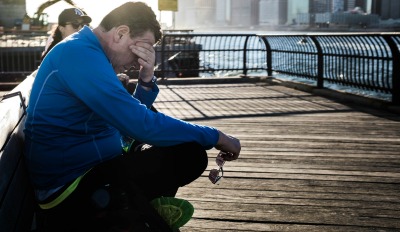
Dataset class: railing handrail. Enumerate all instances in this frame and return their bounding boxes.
[257,32,400,36]
[257,33,400,104]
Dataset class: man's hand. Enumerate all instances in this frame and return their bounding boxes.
[130,42,155,83]
[214,130,241,161]
[117,73,130,88]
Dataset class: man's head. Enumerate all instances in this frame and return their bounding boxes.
[96,2,162,73]
[99,2,162,44]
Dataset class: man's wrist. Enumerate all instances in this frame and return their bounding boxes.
[138,76,157,88]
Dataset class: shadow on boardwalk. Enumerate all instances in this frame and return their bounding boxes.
[154,78,400,232]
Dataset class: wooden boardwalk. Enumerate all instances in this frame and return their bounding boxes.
[153,79,400,232]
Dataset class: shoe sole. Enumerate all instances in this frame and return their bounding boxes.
[150,197,194,230]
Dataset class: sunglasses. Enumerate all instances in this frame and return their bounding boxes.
[65,22,88,29]
[208,151,228,184]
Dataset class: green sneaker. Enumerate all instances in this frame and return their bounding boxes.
[150,197,194,230]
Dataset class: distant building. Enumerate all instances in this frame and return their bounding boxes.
[230,0,259,27]
[0,0,26,28]
[173,0,215,29]
[175,0,259,29]
[259,0,288,26]
[371,0,400,20]
[287,0,308,25]
[172,0,398,30]
[309,0,366,13]
[175,0,265,29]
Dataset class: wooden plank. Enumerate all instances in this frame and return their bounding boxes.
[154,82,400,231]
[180,180,400,209]
[184,178,400,196]
[184,202,400,228]
[181,218,365,232]
[1,78,398,231]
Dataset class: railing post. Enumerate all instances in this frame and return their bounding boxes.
[382,34,400,105]
[243,35,250,77]
[160,36,167,79]
[259,36,272,76]
[310,36,324,88]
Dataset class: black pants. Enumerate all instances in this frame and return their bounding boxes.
[35,142,208,232]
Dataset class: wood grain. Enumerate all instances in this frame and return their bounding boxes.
[153,82,400,232]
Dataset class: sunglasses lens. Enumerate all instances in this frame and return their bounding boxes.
[216,155,225,167]
[213,176,222,184]
[209,152,228,184]
[208,169,219,184]
[67,22,86,29]
[208,167,223,184]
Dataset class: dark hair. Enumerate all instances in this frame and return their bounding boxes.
[41,26,63,61]
[99,2,162,43]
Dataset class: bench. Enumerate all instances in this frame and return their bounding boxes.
[0,72,36,231]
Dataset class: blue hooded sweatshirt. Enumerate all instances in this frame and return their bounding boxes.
[24,26,219,190]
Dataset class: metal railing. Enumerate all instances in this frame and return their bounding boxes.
[258,32,400,104]
[0,31,48,82]
[156,33,266,78]
[1,31,399,104]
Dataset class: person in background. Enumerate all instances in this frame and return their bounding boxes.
[41,8,91,61]
[25,2,241,231]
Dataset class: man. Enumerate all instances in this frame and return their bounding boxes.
[24,2,240,231]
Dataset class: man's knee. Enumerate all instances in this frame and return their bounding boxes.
[180,142,208,178]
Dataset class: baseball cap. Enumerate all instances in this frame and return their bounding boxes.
[58,8,92,25]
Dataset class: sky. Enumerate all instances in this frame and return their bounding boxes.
[26,0,173,27]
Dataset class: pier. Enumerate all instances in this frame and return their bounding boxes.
[1,30,400,231]
[152,77,400,231]
[1,73,400,231]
